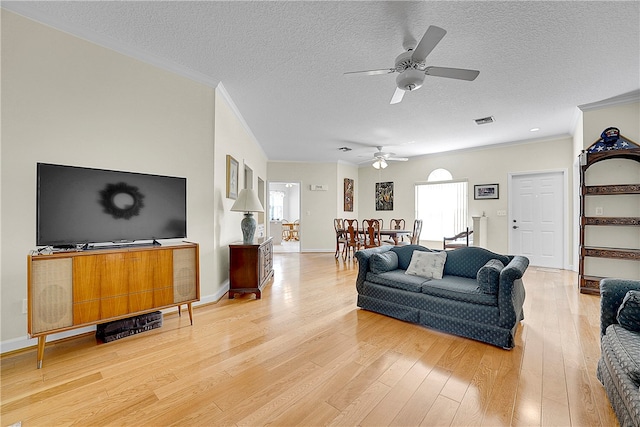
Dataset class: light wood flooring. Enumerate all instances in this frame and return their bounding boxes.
[1,252,618,426]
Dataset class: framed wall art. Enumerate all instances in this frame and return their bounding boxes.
[344,178,354,212]
[474,183,499,200]
[226,155,239,199]
[375,181,394,211]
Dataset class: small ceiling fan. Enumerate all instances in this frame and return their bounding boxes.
[360,146,409,169]
[345,25,479,104]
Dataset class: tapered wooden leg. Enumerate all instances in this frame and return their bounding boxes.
[177,304,182,316]
[37,336,46,369]
[187,303,193,325]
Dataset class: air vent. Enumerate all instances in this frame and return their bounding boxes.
[475,116,495,125]
[338,147,352,152]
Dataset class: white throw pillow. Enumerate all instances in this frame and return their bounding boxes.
[405,250,447,280]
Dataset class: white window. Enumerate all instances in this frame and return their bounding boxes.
[415,169,468,241]
[269,191,285,221]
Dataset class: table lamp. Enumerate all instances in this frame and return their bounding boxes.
[230,189,264,244]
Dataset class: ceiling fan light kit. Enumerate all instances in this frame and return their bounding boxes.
[396,69,425,92]
[372,159,388,169]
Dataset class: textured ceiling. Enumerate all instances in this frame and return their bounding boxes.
[4,1,639,165]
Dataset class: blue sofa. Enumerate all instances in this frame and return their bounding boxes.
[597,278,640,427]
[354,245,529,349]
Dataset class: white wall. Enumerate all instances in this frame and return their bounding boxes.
[572,111,585,270]
[268,162,350,252]
[212,86,268,293]
[582,102,640,148]
[0,11,265,350]
[357,136,575,255]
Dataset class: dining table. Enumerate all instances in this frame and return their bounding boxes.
[282,222,298,241]
[379,228,411,245]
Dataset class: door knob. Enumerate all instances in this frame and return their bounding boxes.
[513,225,519,229]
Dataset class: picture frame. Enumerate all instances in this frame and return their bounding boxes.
[474,183,499,200]
[344,178,354,212]
[375,181,394,211]
[226,155,239,199]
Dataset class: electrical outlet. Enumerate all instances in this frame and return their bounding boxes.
[22,299,27,314]
[595,207,604,216]
[496,210,507,216]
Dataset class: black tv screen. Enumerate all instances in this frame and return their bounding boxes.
[37,163,187,247]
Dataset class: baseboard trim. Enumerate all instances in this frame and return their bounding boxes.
[0,285,229,356]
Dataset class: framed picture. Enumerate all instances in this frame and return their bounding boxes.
[375,182,394,211]
[226,155,239,199]
[344,178,354,212]
[474,184,499,200]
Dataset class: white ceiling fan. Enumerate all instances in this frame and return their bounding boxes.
[345,25,480,104]
[360,146,409,169]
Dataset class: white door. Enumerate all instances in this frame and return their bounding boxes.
[510,171,564,268]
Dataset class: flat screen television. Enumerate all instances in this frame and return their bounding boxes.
[37,163,187,248]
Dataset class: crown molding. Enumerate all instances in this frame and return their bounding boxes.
[578,90,640,112]
[215,83,265,158]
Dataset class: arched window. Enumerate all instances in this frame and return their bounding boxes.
[415,169,468,242]
[428,168,453,182]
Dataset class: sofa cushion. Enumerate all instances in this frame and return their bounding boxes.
[443,247,510,279]
[604,324,640,386]
[421,275,498,306]
[405,250,447,280]
[617,290,640,332]
[390,245,432,270]
[477,259,504,295]
[366,270,428,293]
[370,251,399,274]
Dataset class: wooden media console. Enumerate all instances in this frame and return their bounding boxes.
[27,242,199,368]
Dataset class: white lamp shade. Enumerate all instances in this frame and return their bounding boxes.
[230,189,264,213]
[373,159,388,169]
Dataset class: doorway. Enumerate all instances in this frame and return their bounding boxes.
[509,171,566,269]
[267,182,301,253]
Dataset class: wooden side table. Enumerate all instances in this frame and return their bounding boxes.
[228,237,273,299]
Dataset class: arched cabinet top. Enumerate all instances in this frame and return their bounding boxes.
[580,133,640,169]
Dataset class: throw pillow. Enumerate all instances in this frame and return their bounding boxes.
[476,259,504,294]
[391,245,431,270]
[617,290,640,332]
[370,251,399,274]
[405,250,447,280]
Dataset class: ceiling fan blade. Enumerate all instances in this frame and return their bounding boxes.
[425,66,480,81]
[344,68,395,76]
[390,87,405,104]
[411,25,447,63]
[387,157,409,162]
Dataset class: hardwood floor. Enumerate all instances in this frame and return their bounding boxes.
[1,253,618,426]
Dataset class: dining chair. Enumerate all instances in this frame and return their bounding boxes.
[443,227,473,250]
[281,219,290,241]
[343,219,363,259]
[396,219,423,246]
[333,218,347,258]
[363,219,382,248]
[290,219,300,241]
[384,218,406,244]
[410,219,423,244]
